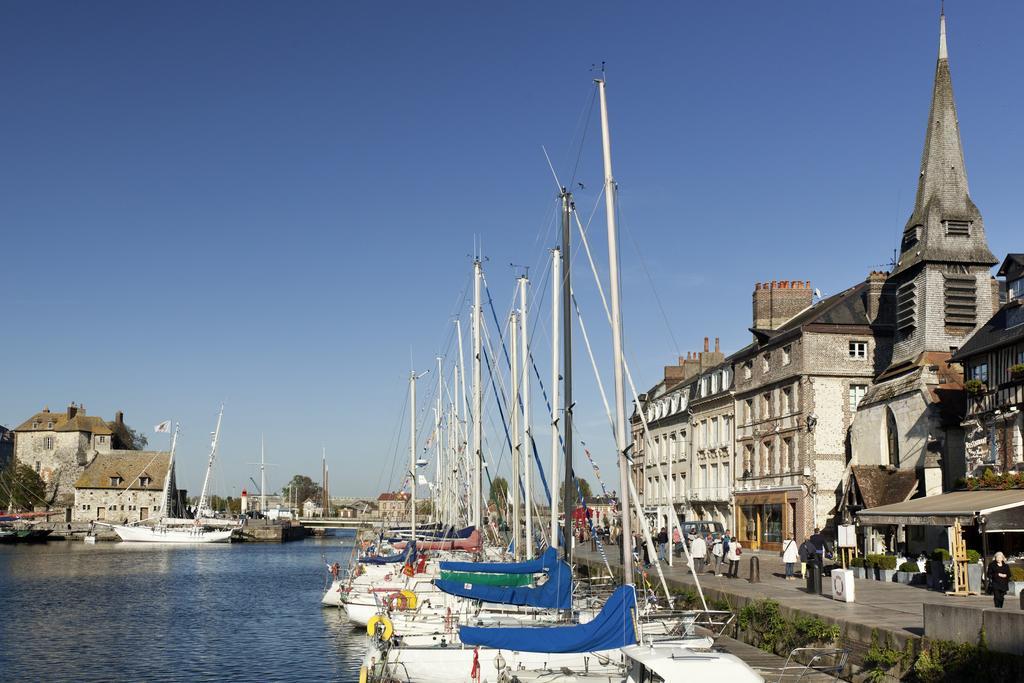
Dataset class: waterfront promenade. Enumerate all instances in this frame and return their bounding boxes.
[576,545,1021,661]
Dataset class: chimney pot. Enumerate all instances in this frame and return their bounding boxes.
[715,337,720,352]
[704,337,709,352]
[772,280,777,288]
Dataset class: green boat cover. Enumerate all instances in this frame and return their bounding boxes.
[438,571,533,587]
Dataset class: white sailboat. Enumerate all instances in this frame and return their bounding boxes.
[111,407,235,543]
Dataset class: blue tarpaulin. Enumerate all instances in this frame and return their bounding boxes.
[459,585,638,653]
[439,547,558,575]
[434,554,572,609]
[360,541,415,565]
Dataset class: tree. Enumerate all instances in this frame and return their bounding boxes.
[563,477,592,502]
[125,426,148,450]
[282,474,322,506]
[0,462,47,511]
[489,476,509,510]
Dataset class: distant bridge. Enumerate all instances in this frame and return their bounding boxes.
[299,517,385,529]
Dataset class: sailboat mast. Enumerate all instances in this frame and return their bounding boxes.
[159,424,179,519]
[519,274,533,557]
[560,188,575,562]
[455,318,470,526]
[472,259,483,529]
[549,246,561,549]
[409,370,418,540]
[510,309,521,559]
[435,356,443,526]
[196,404,224,521]
[597,77,633,586]
[260,435,266,515]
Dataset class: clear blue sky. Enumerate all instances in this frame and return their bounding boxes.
[2,2,1020,500]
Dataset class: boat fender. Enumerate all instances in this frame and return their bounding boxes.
[399,589,417,609]
[358,665,368,683]
[366,614,394,640]
[387,592,408,611]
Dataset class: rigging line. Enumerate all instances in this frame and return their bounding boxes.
[384,378,412,493]
[617,193,682,357]
[568,85,599,190]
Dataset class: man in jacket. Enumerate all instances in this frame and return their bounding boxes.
[690,533,707,575]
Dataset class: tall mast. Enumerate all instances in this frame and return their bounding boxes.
[196,404,224,520]
[519,274,533,556]
[549,246,561,548]
[597,77,632,586]
[510,309,521,559]
[260,435,266,515]
[435,356,443,525]
[560,188,575,562]
[472,259,484,529]
[455,318,470,526]
[409,370,418,540]
[159,423,179,520]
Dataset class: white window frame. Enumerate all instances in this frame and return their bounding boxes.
[849,341,868,359]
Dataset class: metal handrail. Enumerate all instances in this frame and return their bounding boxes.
[775,647,848,682]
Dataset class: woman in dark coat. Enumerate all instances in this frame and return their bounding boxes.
[987,551,1011,608]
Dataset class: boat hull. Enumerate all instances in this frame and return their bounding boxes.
[112,525,234,543]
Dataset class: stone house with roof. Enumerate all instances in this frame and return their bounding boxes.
[73,450,172,523]
[13,404,136,503]
[687,353,735,531]
[950,254,1024,476]
[0,425,13,471]
[731,278,887,551]
[377,491,410,523]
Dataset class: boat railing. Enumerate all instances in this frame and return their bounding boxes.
[772,647,849,682]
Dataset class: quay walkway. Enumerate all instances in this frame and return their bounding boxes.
[575,545,1020,664]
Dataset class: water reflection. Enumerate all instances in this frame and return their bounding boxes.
[0,538,363,682]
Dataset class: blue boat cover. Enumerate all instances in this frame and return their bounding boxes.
[459,585,637,653]
[360,541,415,565]
[385,525,475,543]
[439,546,558,574]
[434,554,572,609]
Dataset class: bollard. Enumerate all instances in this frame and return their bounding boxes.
[749,556,760,583]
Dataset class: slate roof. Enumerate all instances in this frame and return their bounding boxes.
[998,254,1024,281]
[378,492,410,502]
[850,466,919,509]
[74,451,170,490]
[737,282,871,354]
[950,300,1024,362]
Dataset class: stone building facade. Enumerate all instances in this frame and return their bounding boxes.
[631,339,723,531]
[73,451,171,523]
[849,12,999,507]
[13,404,134,504]
[378,491,410,523]
[732,279,886,550]
[687,357,735,530]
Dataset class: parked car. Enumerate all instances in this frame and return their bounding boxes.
[681,520,725,538]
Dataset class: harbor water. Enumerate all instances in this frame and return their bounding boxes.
[0,537,364,682]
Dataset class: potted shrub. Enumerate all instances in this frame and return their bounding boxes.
[866,554,898,581]
[896,561,925,585]
[965,378,987,396]
[928,548,951,591]
[1007,565,1024,598]
[1011,364,1024,382]
[965,550,983,593]
[849,556,865,579]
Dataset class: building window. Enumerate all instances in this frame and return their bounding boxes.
[761,392,772,418]
[32,421,38,429]
[849,341,868,359]
[43,436,54,449]
[886,407,900,468]
[784,437,796,471]
[971,362,989,384]
[782,345,791,365]
[743,445,753,476]
[110,476,123,487]
[745,399,754,423]
[97,435,106,444]
[849,384,868,411]
[140,477,151,487]
[710,417,719,447]
[35,461,41,473]
[47,421,53,429]
[1009,278,1024,303]
[902,224,921,250]
[944,220,971,236]
[743,361,753,380]
[782,386,793,414]
[897,281,916,333]
[762,353,771,373]
[945,276,976,326]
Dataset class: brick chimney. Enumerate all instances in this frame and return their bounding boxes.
[864,271,888,324]
[752,280,814,331]
[67,403,78,420]
[115,411,124,426]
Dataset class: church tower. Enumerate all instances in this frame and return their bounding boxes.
[889,11,998,366]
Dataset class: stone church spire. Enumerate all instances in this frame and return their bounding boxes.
[894,10,996,276]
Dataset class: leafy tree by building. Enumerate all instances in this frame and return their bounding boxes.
[0,462,48,511]
[282,474,322,507]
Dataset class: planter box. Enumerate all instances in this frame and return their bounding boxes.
[1008,581,1024,598]
[967,564,983,593]
[896,571,926,585]
[851,566,864,579]
[878,568,897,583]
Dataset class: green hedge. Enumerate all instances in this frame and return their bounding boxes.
[1010,565,1024,582]
[966,549,980,563]
[866,553,898,570]
[932,548,951,561]
[899,561,922,573]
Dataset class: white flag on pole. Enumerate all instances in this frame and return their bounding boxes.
[154,420,171,434]
[417,475,429,486]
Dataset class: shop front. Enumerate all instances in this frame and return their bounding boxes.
[734,489,801,552]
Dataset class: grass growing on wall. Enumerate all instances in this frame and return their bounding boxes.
[736,599,839,655]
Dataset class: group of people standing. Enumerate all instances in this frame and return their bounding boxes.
[644,526,744,578]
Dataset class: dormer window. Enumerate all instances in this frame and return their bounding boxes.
[110,476,123,487]
[47,421,53,429]
[944,220,971,236]
[32,422,38,429]
[902,224,921,250]
[140,476,151,487]
[1008,277,1023,303]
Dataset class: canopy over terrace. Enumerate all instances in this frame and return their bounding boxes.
[857,490,1024,531]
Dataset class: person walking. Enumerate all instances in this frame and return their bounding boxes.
[987,552,1011,608]
[726,535,742,578]
[809,527,829,566]
[671,526,682,558]
[798,538,813,579]
[781,534,799,580]
[690,533,707,575]
[711,534,724,576]
[656,527,669,563]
